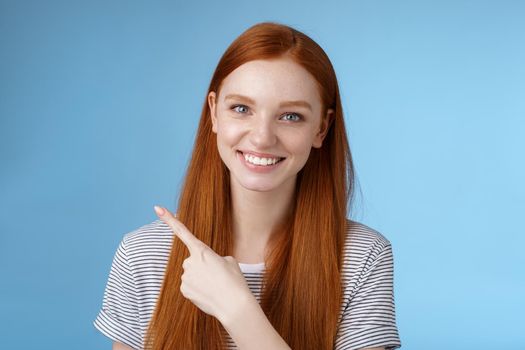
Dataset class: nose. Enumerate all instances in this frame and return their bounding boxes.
[249,115,277,149]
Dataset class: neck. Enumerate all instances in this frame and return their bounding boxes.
[230,176,296,257]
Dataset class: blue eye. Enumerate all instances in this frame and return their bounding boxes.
[281,112,302,122]
[232,105,249,113]
[231,105,301,122]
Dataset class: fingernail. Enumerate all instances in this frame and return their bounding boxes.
[154,205,164,216]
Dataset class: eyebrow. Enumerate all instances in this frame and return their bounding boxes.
[224,93,312,111]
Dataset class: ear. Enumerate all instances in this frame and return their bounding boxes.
[207,91,218,134]
[312,108,334,148]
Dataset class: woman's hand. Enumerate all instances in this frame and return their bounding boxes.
[153,205,253,324]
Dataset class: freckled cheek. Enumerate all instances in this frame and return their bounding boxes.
[283,131,315,156]
[216,122,246,145]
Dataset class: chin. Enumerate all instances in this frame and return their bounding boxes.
[231,174,280,191]
[240,181,278,192]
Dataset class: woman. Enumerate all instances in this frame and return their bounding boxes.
[94,22,402,350]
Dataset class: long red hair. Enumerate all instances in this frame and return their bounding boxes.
[145,21,355,349]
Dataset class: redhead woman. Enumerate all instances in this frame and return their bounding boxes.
[94,22,402,350]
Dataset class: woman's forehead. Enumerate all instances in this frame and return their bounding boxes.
[218,58,322,105]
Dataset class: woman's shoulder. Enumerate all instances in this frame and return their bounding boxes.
[123,218,174,239]
[119,219,175,261]
[97,219,175,339]
[344,218,392,249]
[340,219,397,293]
[341,219,394,268]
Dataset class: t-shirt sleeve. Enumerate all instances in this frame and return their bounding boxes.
[334,241,402,350]
[93,236,143,349]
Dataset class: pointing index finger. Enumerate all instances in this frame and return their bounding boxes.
[154,205,204,254]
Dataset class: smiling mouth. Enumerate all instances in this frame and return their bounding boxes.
[237,151,285,166]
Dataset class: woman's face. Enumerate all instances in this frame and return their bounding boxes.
[207,57,333,193]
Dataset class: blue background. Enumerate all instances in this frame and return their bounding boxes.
[1,1,523,349]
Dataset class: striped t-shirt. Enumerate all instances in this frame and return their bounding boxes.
[93,219,402,350]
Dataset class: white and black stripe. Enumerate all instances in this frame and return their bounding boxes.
[93,219,401,350]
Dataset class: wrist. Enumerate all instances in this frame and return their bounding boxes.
[220,290,258,328]
[219,290,291,350]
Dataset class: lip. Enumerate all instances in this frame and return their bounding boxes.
[238,150,285,159]
[237,151,285,173]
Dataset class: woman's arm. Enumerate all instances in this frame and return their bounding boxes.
[221,293,291,350]
[113,342,133,350]
[222,294,388,350]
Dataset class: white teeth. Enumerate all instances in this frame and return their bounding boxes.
[243,153,281,166]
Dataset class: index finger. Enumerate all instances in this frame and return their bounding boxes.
[154,205,205,255]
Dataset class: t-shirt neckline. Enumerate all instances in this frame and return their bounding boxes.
[238,262,265,273]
